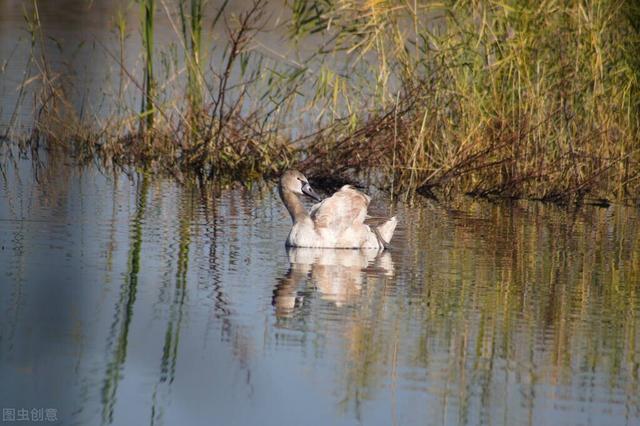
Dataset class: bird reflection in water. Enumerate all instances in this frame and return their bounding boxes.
[273,248,394,317]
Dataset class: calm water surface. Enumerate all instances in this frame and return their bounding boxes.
[1,156,639,426]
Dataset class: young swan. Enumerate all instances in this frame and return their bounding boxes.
[278,170,397,249]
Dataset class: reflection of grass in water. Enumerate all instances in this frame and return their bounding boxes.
[148,193,193,424]
[335,202,640,422]
[159,194,191,384]
[101,175,148,424]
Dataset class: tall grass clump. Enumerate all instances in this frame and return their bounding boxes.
[18,0,296,182]
[295,0,640,204]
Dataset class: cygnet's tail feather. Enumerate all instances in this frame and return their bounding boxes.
[376,216,397,246]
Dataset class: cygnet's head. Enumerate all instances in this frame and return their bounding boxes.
[279,170,321,201]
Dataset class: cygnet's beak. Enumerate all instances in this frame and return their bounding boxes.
[301,182,322,202]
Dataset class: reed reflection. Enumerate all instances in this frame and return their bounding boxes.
[101,175,148,424]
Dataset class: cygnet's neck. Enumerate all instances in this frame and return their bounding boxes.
[279,187,309,223]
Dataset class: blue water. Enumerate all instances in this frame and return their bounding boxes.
[1,155,639,426]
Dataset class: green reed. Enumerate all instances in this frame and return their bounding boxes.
[114,7,127,103]
[140,0,155,131]
[179,0,204,119]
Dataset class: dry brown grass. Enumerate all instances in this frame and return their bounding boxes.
[5,0,640,205]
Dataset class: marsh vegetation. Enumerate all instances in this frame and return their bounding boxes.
[2,0,640,205]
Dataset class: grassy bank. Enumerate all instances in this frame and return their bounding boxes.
[4,0,640,205]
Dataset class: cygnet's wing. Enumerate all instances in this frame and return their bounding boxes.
[310,185,370,233]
